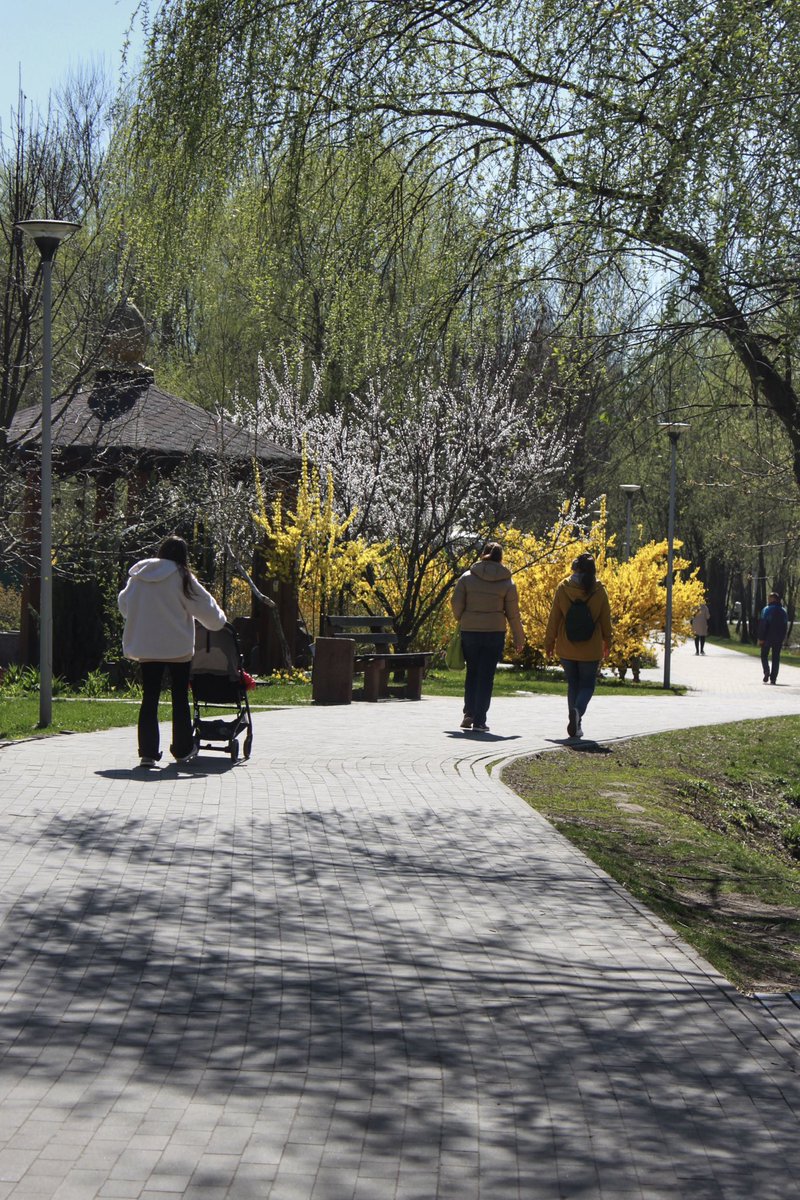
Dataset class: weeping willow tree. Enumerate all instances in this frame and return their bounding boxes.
[122,0,800,488]
[112,6,539,410]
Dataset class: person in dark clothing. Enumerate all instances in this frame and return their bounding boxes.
[758,592,789,685]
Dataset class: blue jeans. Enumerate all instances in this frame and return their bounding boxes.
[461,630,506,726]
[560,658,599,720]
[139,660,193,759]
[761,643,782,683]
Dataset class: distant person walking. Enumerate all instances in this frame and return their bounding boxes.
[691,602,711,655]
[119,535,226,767]
[758,592,789,685]
[545,553,612,741]
[451,542,525,733]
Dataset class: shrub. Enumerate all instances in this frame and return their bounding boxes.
[0,584,20,632]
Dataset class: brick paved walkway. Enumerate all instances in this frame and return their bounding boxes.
[1,640,799,1199]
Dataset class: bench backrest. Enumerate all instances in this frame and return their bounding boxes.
[321,614,398,649]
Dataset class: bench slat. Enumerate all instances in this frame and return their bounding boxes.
[324,615,395,629]
[354,652,432,667]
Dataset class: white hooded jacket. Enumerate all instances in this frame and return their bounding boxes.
[118,558,226,662]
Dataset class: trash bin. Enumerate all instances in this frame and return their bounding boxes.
[311,637,355,705]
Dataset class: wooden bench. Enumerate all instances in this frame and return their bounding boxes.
[312,615,433,703]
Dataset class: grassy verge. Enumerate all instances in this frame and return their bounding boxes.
[0,668,681,742]
[423,667,679,699]
[0,697,172,740]
[707,635,800,670]
[504,716,800,994]
[0,688,305,741]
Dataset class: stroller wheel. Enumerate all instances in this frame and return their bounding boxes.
[230,738,240,762]
[243,733,253,759]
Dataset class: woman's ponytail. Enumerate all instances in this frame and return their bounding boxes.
[157,535,197,598]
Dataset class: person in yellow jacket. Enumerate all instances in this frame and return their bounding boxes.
[451,542,525,732]
[544,552,612,740]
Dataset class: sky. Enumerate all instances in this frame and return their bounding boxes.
[0,0,145,129]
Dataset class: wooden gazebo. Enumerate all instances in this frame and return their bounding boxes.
[8,352,301,675]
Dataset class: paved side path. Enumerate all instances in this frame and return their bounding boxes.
[1,641,799,1200]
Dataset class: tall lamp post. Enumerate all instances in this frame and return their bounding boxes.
[658,422,689,689]
[16,219,81,727]
[619,484,641,561]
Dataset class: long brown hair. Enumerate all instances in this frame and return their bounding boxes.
[158,535,196,598]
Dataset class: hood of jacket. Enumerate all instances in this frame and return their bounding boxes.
[468,560,512,583]
[127,558,180,584]
[560,576,598,599]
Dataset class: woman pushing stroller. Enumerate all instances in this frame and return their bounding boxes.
[119,535,226,767]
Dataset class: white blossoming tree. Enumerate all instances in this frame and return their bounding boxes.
[236,348,577,649]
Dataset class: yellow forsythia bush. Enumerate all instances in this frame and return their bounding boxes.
[601,541,705,675]
[441,502,705,672]
[254,448,386,634]
[373,545,456,654]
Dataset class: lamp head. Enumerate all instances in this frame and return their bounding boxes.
[619,484,641,494]
[16,219,81,262]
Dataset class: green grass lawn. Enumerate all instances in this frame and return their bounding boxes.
[707,634,800,670]
[423,666,679,699]
[0,691,300,741]
[0,667,680,742]
[504,716,800,995]
[0,696,171,740]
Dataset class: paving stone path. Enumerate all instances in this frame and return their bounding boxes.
[1,640,799,1199]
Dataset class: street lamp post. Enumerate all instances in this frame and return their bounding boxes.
[16,219,81,727]
[619,484,641,561]
[658,422,689,689]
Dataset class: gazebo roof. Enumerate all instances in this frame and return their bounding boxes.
[7,368,298,472]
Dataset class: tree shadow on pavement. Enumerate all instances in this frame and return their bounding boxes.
[0,799,797,1195]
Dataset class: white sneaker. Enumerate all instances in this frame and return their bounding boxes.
[175,747,199,764]
[139,756,158,768]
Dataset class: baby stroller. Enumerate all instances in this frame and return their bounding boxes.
[190,623,254,761]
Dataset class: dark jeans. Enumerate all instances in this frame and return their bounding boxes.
[694,635,706,653]
[761,643,782,683]
[461,630,506,726]
[560,658,600,719]
[138,660,193,759]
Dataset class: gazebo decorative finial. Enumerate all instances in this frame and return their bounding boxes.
[105,299,150,369]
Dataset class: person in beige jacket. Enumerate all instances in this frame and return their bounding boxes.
[544,552,612,740]
[451,542,525,732]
